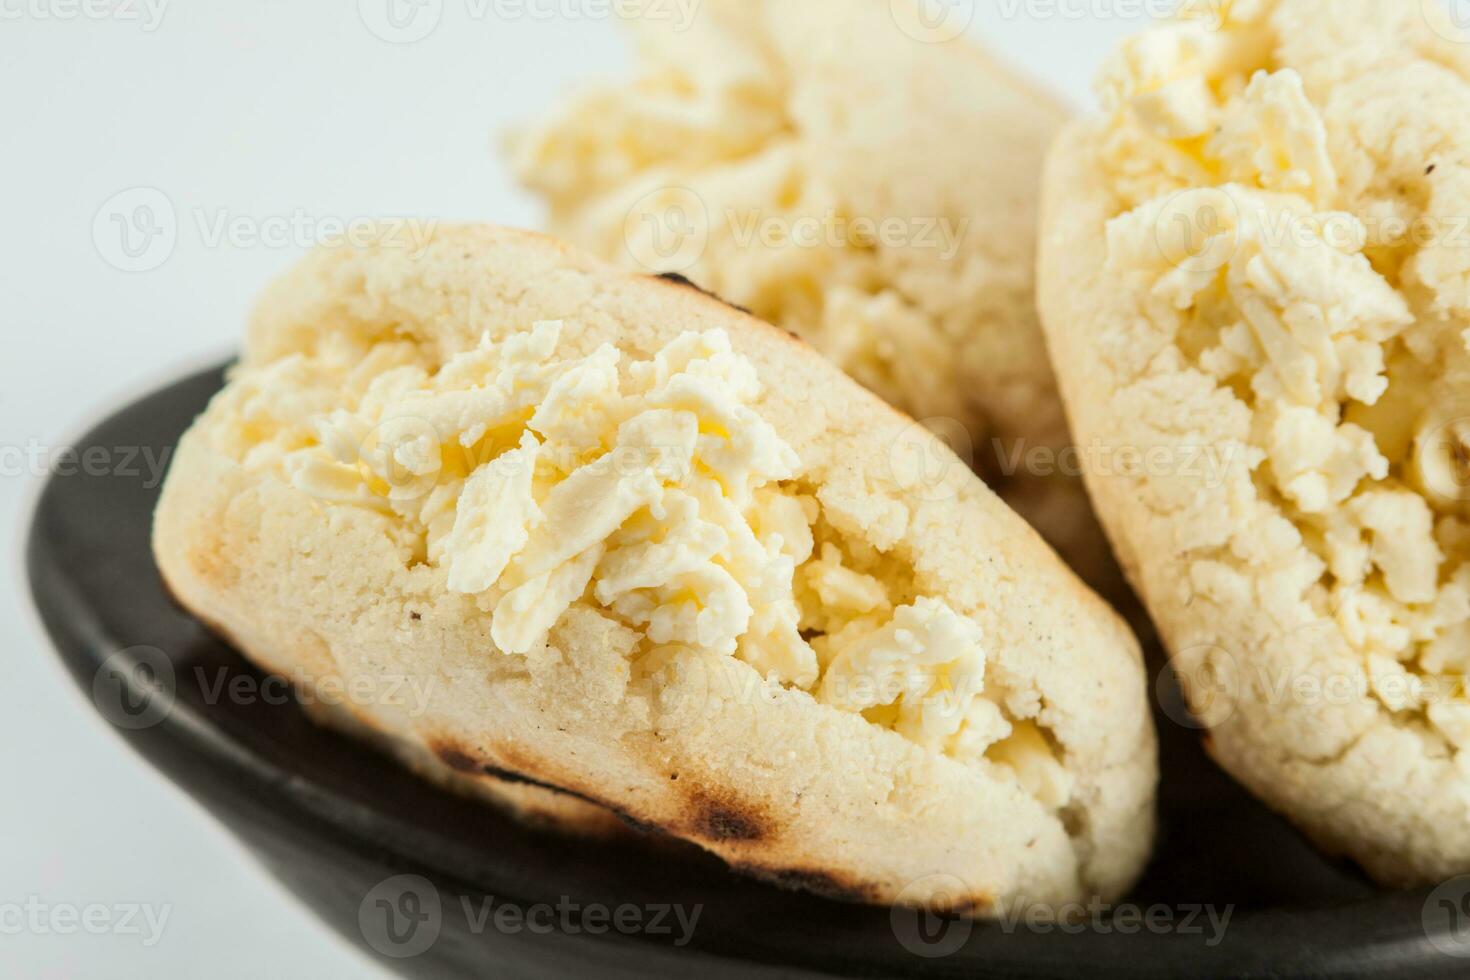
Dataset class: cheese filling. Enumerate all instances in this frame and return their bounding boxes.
[213,323,1064,800]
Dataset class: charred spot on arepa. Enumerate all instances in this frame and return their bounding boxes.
[430,740,485,775]
[428,738,665,834]
[683,788,770,843]
[732,865,881,905]
[430,739,574,795]
[606,809,663,837]
[652,271,755,318]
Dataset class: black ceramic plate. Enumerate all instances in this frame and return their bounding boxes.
[26,365,1470,979]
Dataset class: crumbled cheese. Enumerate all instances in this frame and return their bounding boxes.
[493,544,605,656]
[442,433,543,594]
[1266,406,1386,514]
[1347,491,1443,606]
[293,323,814,671]
[947,698,1014,764]
[987,722,1074,809]
[817,598,999,754]
[1367,654,1421,713]
[264,321,1046,789]
[1430,702,1470,751]
[803,543,891,623]
[1209,70,1337,206]
[1107,185,1413,407]
[1096,22,1227,139]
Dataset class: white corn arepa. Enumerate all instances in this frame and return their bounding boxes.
[508,0,1127,596]
[1039,0,1470,884]
[154,224,1154,912]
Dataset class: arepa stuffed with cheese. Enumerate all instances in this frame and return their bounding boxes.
[1039,0,1470,884]
[154,224,1155,912]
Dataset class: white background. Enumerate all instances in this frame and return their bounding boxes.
[3,2,1154,976]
